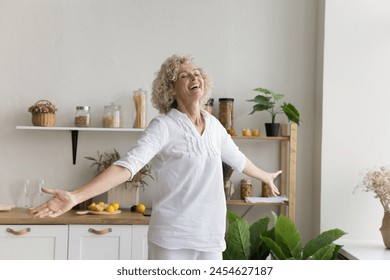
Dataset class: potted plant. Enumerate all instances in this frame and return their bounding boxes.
[223,210,346,260]
[85,149,153,206]
[356,166,390,249]
[247,87,300,136]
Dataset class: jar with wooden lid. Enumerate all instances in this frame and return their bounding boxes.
[240,179,253,200]
[219,98,234,130]
[103,103,122,128]
[132,88,147,128]
[75,106,91,127]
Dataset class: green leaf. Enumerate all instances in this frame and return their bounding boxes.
[223,219,251,260]
[282,103,300,125]
[274,215,302,259]
[270,92,284,102]
[249,217,270,259]
[331,244,344,259]
[226,210,242,225]
[260,236,287,260]
[302,228,347,259]
[249,103,274,115]
[247,95,273,106]
[253,87,274,95]
[310,245,337,260]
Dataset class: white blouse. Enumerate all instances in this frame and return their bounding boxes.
[114,109,246,252]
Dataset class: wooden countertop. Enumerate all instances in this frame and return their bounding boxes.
[0,208,150,225]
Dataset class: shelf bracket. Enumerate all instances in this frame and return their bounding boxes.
[71,130,78,165]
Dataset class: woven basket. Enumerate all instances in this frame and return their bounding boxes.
[32,113,56,126]
[30,100,57,127]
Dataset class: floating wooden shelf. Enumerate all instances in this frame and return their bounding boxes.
[16,126,144,164]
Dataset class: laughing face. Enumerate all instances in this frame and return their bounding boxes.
[173,63,205,108]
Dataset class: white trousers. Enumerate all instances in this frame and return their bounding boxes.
[148,241,222,260]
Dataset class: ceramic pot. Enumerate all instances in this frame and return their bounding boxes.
[265,123,280,137]
[380,211,390,249]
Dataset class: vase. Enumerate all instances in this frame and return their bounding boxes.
[107,181,139,207]
[380,211,390,249]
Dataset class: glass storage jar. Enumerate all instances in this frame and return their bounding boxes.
[75,106,91,127]
[103,103,122,128]
[240,179,253,200]
[132,88,147,128]
[205,98,214,115]
[219,98,234,130]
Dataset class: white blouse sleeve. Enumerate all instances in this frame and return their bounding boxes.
[113,117,168,179]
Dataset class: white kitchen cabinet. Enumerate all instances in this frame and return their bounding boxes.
[68,225,131,260]
[0,225,68,260]
[68,224,148,260]
[131,225,148,260]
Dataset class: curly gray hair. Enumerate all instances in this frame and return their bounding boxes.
[151,54,212,114]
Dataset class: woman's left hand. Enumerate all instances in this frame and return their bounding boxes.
[262,170,282,196]
[242,158,282,196]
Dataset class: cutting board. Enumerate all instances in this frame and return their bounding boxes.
[75,210,122,215]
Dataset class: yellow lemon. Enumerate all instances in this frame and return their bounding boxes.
[90,205,98,211]
[136,204,145,214]
[88,203,96,210]
[105,205,115,212]
[98,201,105,207]
[111,202,120,210]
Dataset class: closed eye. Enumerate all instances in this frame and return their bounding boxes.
[179,72,189,79]
[178,69,201,79]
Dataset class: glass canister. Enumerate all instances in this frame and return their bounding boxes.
[219,98,234,130]
[75,106,91,127]
[103,103,122,128]
[205,98,214,115]
[240,179,253,200]
[132,88,147,128]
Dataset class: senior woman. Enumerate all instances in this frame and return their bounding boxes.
[30,54,281,260]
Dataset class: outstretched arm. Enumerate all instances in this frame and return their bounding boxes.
[30,165,131,218]
[242,158,282,196]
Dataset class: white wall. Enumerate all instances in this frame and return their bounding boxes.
[321,0,390,240]
[0,0,318,241]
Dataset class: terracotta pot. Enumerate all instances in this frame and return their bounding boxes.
[380,211,390,249]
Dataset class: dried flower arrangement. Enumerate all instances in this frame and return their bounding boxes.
[356,166,390,212]
[85,149,153,190]
[28,100,58,114]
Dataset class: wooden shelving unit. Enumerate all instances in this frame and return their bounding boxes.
[227,123,297,221]
[16,126,144,165]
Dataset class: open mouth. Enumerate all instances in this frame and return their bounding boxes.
[189,84,200,90]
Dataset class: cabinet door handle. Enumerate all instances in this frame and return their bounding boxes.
[88,228,112,235]
[6,227,31,235]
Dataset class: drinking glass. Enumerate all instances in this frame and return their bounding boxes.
[23,179,30,208]
[33,179,45,206]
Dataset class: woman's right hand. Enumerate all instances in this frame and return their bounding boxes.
[30,187,77,218]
